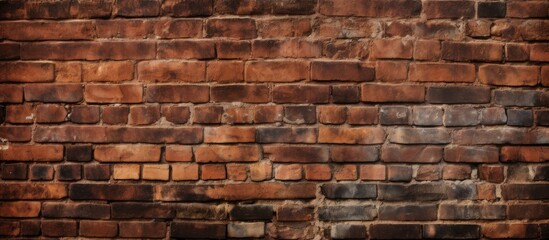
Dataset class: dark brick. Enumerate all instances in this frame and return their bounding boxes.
[370,224,422,239]
[534,166,549,181]
[507,109,533,126]
[1,163,27,180]
[284,106,316,124]
[478,2,506,18]
[444,106,480,126]
[27,0,71,19]
[115,0,160,17]
[171,222,226,239]
[230,205,273,220]
[319,205,377,221]
[43,203,110,219]
[103,106,129,124]
[537,110,549,126]
[42,220,77,237]
[193,105,223,124]
[163,0,213,17]
[176,204,227,220]
[378,183,476,201]
[70,183,154,201]
[330,146,379,162]
[69,105,100,124]
[379,204,438,221]
[112,203,174,219]
[331,224,367,239]
[277,205,314,222]
[508,204,549,220]
[332,85,360,103]
[162,106,190,124]
[494,90,541,107]
[83,165,110,181]
[423,224,480,239]
[30,165,54,181]
[20,220,40,236]
[119,221,166,238]
[387,165,413,182]
[56,165,81,181]
[257,127,316,143]
[439,204,506,220]
[427,86,491,104]
[65,145,92,162]
[502,184,549,200]
[380,106,410,125]
[321,183,376,199]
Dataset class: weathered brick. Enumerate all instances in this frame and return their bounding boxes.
[479,64,539,86]
[246,61,308,82]
[253,39,321,58]
[348,106,378,125]
[83,165,110,181]
[508,204,549,220]
[362,84,425,102]
[165,145,193,162]
[481,107,507,125]
[22,41,156,60]
[507,1,549,18]
[444,106,480,126]
[113,164,140,180]
[370,224,422,240]
[442,42,503,62]
[380,106,411,125]
[506,43,530,61]
[158,41,215,60]
[216,40,251,59]
[0,85,23,103]
[102,106,129,124]
[195,145,259,163]
[5,104,33,124]
[330,224,367,239]
[390,127,451,144]
[442,165,472,180]
[1,163,27,180]
[138,60,206,82]
[439,204,505,220]
[320,0,421,17]
[172,164,199,181]
[303,164,331,181]
[56,164,82,181]
[416,165,441,181]
[379,204,437,221]
[378,183,476,201]
[43,202,109,219]
[0,145,64,161]
[372,39,413,59]
[375,61,408,82]
[0,202,40,217]
[119,222,166,238]
[82,61,133,82]
[444,146,499,163]
[331,146,379,162]
[250,162,272,181]
[502,184,549,200]
[318,106,346,124]
[0,183,67,200]
[25,84,82,103]
[427,86,491,104]
[175,203,226,220]
[79,220,118,238]
[387,165,413,182]
[322,183,376,199]
[382,145,442,163]
[493,90,541,106]
[275,164,302,180]
[359,165,386,181]
[171,222,226,239]
[207,18,256,39]
[410,63,475,82]
[482,224,539,239]
[85,84,142,103]
[424,224,480,239]
[0,126,32,142]
[284,106,316,124]
[156,19,203,38]
[146,84,209,103]
[414,40,441,60]
[264,145,329,163]
[94,145,161,162]
[207,61,244,82]
[319,127,385,144]
[70,183,153,201]
[112,203,173,219]
[211,84,269,103]
[311,61,374,81]
[128,105,160,125]
[230,205,273,221]
[30,165,54,181]
[228,222,265,238]
[258,18,311,38]
[0,62,54,83]
[162,0,213,17]
[42,220,77,237]
[319,205,377,221]
[277,205,314,221]
[193,105,223,124]
[0,43,19,60]
[142,164,170,181]
[258,127,316,143]
[274,85,330,104]
[425,0,475,19]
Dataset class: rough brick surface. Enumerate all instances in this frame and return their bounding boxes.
[0,1,546,239]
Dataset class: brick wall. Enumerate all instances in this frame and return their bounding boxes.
[0,0,548,239]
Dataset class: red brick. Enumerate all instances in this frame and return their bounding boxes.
[0,145,64,161]
[319,127,385,144]
[0,62,53,83]
[441,42,503,62]
[0,126,32,142]
[0,21,94,40]
[425,0,475,19]
[348,107,378,125]
[70,183,153,201]
[119,222,166,238]
[129,105,160,125]
[442,165,472,180]
[444,146,499,163]
[245,60,308,82]
[320,0,421,17]
[258,18,311,38]
[507,1,549,18]
[94,145,160,162]
[317,18,379,38]
[416,165,441,181]
[303,164,331,181]
[252,39,321,58]
[1,163,27,180]
[201,164,226,180]
[158,40,215,59]
[69,105,100,124]
[146,84,209,103]
[80,221,118,238]
[25,83,82,103]
[0,220,19,236]
[102,106,129,124]
[0,183,67,199]
[207,61,244,82]
[0,43,20,60]
[42,220,77,237]
[318,106,346,124]
[427,86,491,104]
[166,145,193,162]
[323,40,368,59]
[0,201,41,217]
[82,61,134,82]
[114,0,161,17]
[506,43,530,61]
[227,164,248,181]
[211,84,270,103]
[162,0,213,17]
[138,60,206,82]
[35,104,67,123]
[530,43,549,62]
[334,165,358,181]
[156,19,203,38]
[331,146,379,162]
[466,20,491,38]
[223,106,254,124]
[142,164,169,181]
[193,105,223,123]
[21,41,156,60]
[69,0,113,18]
[264,145,329,163]
[375,61,408,82]
[275,164,302,180]
[205,127,256,143]
[85,84,143,103]
[195,145,260,163]
[479,64,539,86]
[83,164,110,181]
[382,145,443,163]
[5,104,34,124]
[172,164,199,181]
[372,39,414,59]
[360,165,386,180]
[311,61,374,81]
[0,84,23,103]
[95,19,155,38]
[254,105,283,123]
[250,162,272,181]
[479,165,505,183]
[501,146,549,163]
[273,85,330,104]
[162,106,190,124]
[207,18,257,39]
[361,84,424,102]
[409,63,475,82]
[216,40,251,59]
[542,66,549,86]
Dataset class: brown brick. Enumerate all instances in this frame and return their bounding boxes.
[0,62,54,83]
[119,222,166,238]
[207,18,256,39]
[138,60,206,82]
[253,39,321,58]
[246,60,308,82]
[146,84,209,103]
[227,164,247,181]
[114,0,160,17]
[171,222,226,239]
[102,106,129,124]
[162,0,213,17]
[5,104,33,124]
[158,40,215,60]
[390,127,451,144]
[69,105,100,124]
[425,0,475,19]
[142,164,169,181]
[207,61,244,82]
[257,127,316,143]
[162,106,190,124]
[382,145,443,163]
[156,19,202,38]
[258,18,311,38]
[483,224,539,239]
[416,165,441,181]
[254,105,283,123]
[427,86,491,104]
[42,220,77,237]
[80,220,118,238]
[172,164,199,181]
[83,165,110,181]
[275,164,302,180]
[331,146,379,162]
[82,61,133,82]
[30,165,54,181]
[361,84,424,102]
[444,106,480,126]
[70,183,153,201]
[466,20,491,38]
[332,85,360,103]
[129,105,160,125]
[501,146,549,163]
[375,61,408,82]
[113,164,140,180]
[277,205,314,221]
[274,85,330,104]
[444,146,499,163]
[0,145,64,161]
[414,40,440,60]
[441,42,503,62]
[360,165,386,181]
[321,19,376,39]
[56,164,82,181]
[250,162,272,181]
[25,84,82,103]
[506,43,530,61]
[387,165,413,182]
[223,106,254,124]
[193,105,223,123]
[264,145,329,163]
[201,164,226,180]
[205,127,256,143]
[311,61,374,81]
[530,43,549,61]
[165,145,193,162]
[1,163,27,180]
[0,202,40,217]
[303,164,331,181]
[0,126,31,142]
[195,145,259,163]
[0,85,23,103]
[320,0,421,17]
[348,107,378,125]
[211,84,269,103]
[380,106,411,125]
[0,43,19,60]
[479,165,504,183]
[334,165,358,181]
[442,165,472,180]
[372,39,414,59]
[95,19,155,38]
[318,106,346,124]
[284,106,316,124]
[479,64,539,86]
[508,204,549,220]
[42,202,109,219]
[216,40,251,59]
[94,144,161,162]
[85,84,142,103]
[35,104,66,123]
[410,63,475,82]
[319,127,385,144]
[22,41,156,60]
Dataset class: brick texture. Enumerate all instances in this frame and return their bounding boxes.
[0,1,546,239]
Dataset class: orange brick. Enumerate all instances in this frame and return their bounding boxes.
[360,165,386,180]
[275,164,302,180]
[303,164,331,181]
[142,165,169,181]
[334,165,357,181]
[227,164,248,181]
[165,146,193,162]
[172,164,199,181]
[113,164,140,180]
[201,164,226,180]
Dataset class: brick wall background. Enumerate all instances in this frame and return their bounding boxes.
[0,0,548,239]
